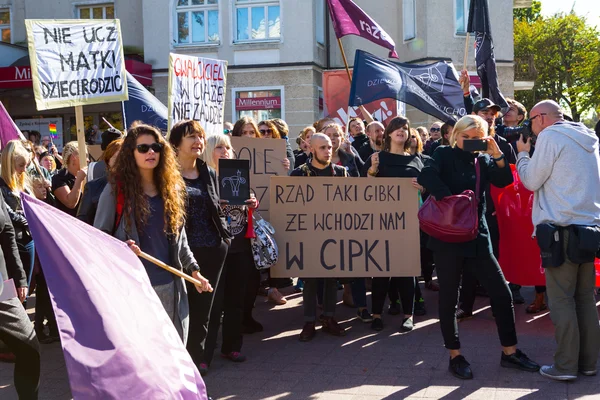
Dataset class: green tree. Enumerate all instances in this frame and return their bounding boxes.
[513,0,542,23]
[514,12,600,121]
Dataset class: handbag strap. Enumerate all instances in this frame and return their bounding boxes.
[474,157,481,201]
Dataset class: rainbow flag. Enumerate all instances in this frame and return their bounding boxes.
[48,123,58,139]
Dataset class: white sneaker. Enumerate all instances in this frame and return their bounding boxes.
[579,369,597,376]
[539,365,577,381]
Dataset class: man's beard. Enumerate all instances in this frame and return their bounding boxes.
[313,154,331,167]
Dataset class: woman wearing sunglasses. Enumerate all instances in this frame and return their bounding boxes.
[168,120,231,375]
[94,124,211,344]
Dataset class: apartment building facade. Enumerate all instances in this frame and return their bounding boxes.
[0,0,526,144]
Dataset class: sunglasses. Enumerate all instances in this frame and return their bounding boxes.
[223,129,232,134]
[529,113,547,122]
[136,143,163,154]
[259,129,273,135]
[430,127,441,132]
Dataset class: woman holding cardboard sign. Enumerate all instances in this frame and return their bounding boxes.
[362,116,424,333]
[94,124,211,346]
[417,115,539,380]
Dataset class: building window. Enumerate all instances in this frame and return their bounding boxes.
[77,3,115,19]
[235,0,280,42]
[316,0,325,45]
[0,8,10,43]
[403,0,415,41]
[233,87,284,121]
[175,0,219,45]
[455,0,470,35]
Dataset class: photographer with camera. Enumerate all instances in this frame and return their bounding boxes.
[516,100,600,381]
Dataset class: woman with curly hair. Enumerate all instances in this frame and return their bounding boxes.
[94,124,211,343]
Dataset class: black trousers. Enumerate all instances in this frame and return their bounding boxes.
[186,241,228,366]
[435,250,517,350]
[33,270,57,335]
[243,263,261,323]
[373,277,415,316]
[0,297,40,400]
[460,214,499,313]
[221,250,256,354]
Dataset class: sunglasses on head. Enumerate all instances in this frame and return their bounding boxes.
[430,127,441,132]
[259,129,273,135]
[136,143,163,154]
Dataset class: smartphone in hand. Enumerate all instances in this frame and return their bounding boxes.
[462,139,488,153]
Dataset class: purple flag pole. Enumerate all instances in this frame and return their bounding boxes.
[21,193,207,400]
[0,101,25,149]
[326,0,398,59]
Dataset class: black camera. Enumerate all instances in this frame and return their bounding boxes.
[497,120,536,145]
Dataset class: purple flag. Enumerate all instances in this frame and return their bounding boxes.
[21,194,208,400]
[327,0,398,59]
[0,101,25,149]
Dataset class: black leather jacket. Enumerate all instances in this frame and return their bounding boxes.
[0,178,31,244]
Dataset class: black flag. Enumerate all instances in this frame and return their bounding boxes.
[467,0,508,113]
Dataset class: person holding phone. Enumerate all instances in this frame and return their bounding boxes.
[418,115,539,380]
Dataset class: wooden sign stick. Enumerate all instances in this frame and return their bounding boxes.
[139,251,213,292]
[75,105,87,170]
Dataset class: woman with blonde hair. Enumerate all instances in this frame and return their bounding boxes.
[418,115,539,379]
[0,140,35,297]
[51,141,87,217]
[94,124,211,343]
[202,133,263,365]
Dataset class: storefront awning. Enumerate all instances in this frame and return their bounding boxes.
[0,58,153,90]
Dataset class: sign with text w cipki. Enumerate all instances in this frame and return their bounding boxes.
[168,53,227,136]
[25,19,128,111]
[269,177,421,278]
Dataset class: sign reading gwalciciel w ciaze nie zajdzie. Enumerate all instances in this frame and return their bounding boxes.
[25,19,128,111]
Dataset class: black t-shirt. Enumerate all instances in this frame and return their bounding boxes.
[361,151,424,178]
[52,169,78,216]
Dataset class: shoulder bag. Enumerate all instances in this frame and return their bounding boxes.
[418,158,480,243]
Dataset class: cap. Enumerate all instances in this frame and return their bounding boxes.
[473,98,501,114]
[101,128,123,151]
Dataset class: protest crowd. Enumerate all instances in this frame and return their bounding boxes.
[2,93,600,398]
[1,1,600,400]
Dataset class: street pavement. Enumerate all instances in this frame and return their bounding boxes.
[1,284,600,399]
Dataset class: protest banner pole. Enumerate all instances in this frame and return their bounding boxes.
[463,32,470,71]
[139,251,213,292]
[74,105,87,170]
[337,38,352,83]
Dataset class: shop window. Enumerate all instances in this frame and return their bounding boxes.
[175,0,219,45]
[235,0,280,42]
[234,88,283,121]
[68,115,94,142]
[0,9,10,43]
[77,3,115,19]
[99,112,124,131]
[316,0,325,45]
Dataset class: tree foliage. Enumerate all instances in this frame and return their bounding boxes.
[513,0,541,23]
[513,10,600,121]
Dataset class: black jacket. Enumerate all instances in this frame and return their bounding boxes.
[294,152,309,169]
[417,146,513,257]
[0,194,26,288]
[338,149,364,177]
[358,144,375,163]
[77,176,109,225]
[194,160,232,241]
[0,178,31,244]
[352,134,370,159]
